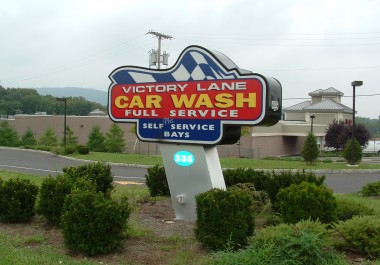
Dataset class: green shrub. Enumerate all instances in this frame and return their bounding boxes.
[223,168,325,206]
[36,175,73,225]
[64,146,76,155]
[51,146,65,155]
[34,145,53,151]
[231,183,270,213]
[333,215,380,258]
[62,162,113,195]
[61,188,130,256]
[211,220,346,265]
[335,197,374,221]
[195,188,254,251]
[0,178,38,222]
[343,138,362,164]
[276,182,336,224]
[361,181,380,197]
[76,144,90,155]
[301,132,319,165]
[145,165,170,197]
[0,120,19,147]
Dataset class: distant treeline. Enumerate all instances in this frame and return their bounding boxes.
[356,117,380,138]
[0,86,106,116]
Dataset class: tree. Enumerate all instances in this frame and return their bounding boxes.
[61,125,78,148]
[21,127,37,146]
[343,139,362,165]
[0,87,106,116]
[38,127,58,148]
[0,120,19,147]
[104,124,126,153]
[356,116,380,138]
[354,123,371,147]
[301,132,319,165]
[325,120,370,150]
[87,125,106,152]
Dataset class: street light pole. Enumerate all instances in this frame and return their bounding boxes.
[350,81,363,165]
[56,97,67,150]
[310,115,315,133]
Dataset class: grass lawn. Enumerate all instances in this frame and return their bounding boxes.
[335,193,380,215]
[69,152,380,170]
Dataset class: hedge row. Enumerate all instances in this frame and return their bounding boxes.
[223,168,325,205]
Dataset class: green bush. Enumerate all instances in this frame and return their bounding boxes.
[223,168,325,206]
[64,146,76,155]
[195,188,254,251]
[36,175,73,225]
[276,182,336,224]
[335,197,374,221]
[76,144,90,155]
[343,138,362,164]
[51,146,65,155]
[0,178,38,223]
[211,220,346,265]
[34,145,54,151]
[230,183,270,213]
[301,132,319,165]
[145,165,170,197]
[361,181,380,197]
[62,162,113,195]
[61,188,130,256]
[0,120,19,147]
[333,215,380,258]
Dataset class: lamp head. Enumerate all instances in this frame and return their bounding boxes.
[351,81,363,87]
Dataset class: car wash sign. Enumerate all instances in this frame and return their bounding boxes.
[108,45,281,145]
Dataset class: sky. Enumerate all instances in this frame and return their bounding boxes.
[1,0,379,119]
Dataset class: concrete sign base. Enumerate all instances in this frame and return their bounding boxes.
[159,143,226,222]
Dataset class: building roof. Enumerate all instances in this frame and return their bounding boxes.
[308,87,344,96]
[308,89,324,96]
[303,99,352,113]
[283,101,311,111]
[89,109,107,116]
[285,99,352,114]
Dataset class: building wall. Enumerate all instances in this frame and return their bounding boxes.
[285,112,305,121]
[239,135,306,158]
[8,115,141,152]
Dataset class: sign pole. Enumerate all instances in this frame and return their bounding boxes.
[159,143,225,222]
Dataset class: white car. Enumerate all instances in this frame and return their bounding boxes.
[363,140,380,155]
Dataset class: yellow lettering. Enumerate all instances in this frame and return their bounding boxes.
[171,94,197,108]
[214,93,234,108]
[194,94,213,108]
[146,95,162,108]
[236,93,256,108]
[129,96,144,108]
[115,96,129,108]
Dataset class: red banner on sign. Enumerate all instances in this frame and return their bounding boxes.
[110,78,264,121]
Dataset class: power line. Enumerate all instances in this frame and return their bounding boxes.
[2,36,150,85]
[283,94,380,100]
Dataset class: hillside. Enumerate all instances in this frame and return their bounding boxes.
[35,87,108,106]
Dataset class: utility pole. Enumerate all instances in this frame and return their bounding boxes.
[147,30,173,69]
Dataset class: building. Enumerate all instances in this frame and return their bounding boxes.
[234,87,353,158]
[284,87,353,125]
